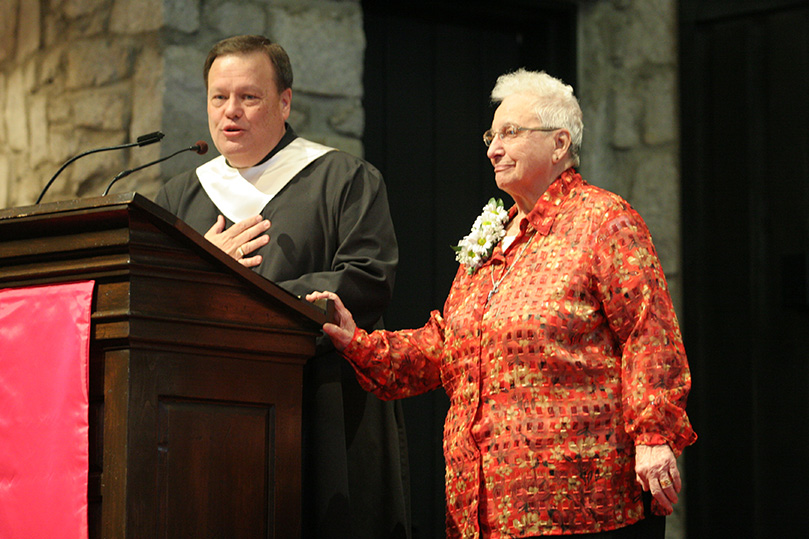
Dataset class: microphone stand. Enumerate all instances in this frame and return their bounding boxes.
[102,142,208,196]
[36,131,164,203]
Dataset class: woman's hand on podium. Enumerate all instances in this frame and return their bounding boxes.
[305,291,357,351]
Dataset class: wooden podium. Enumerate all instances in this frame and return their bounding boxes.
[0,193,326,538]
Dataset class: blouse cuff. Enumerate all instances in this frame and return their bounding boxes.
[635,428,697,458]
[634,433,669,448]
[343,326,368,358]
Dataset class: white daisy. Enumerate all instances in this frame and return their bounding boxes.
[452,198,509,274]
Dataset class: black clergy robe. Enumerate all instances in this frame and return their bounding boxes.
[154,128,410,538]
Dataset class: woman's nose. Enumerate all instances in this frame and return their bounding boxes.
[486,137,503,159]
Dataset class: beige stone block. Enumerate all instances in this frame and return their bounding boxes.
[631,151,681,275]
[110,0,163,33]
[160,44,209,178]
[0,72,6,147]
[642,71,677,146]
[204,2,267,38]
[329,98,364,138]
[607,0,675,71]
[288,107,309,132]
[0,0,18,64]
[164,0,201,33]
[66,38,134,89]
[22,58,37,93]
[11,153,42,206]
[634,0,677,65]
[132,45,164,157]
[0,154,9,209]
[612,91,642,149]
[17,0,40,61]
[577,0,612,81]
[63,7,109,40]
[49,124,84,165]
[28,94,50,169]
[72,83,132,131]
[68,129,128,195]
[296,94,364,138]
[270,4,364,98]
[39,48,64,89]
[64,0,108,19]
[4,68,29,152]
[42,6,60,49]
[48,92,73,124]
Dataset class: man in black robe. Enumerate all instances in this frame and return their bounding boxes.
[154,35,409,539]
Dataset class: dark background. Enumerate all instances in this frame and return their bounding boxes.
[679,0,809,537]
[362,1,576,535]
[362,0,809,537]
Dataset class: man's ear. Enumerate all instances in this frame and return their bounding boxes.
[280,88,292,119]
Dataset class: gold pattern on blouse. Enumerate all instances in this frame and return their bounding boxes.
[343,169,696,538]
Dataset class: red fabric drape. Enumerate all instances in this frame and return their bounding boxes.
[0,281,94,539]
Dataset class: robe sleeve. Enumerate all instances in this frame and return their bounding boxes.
[272,159,398,331]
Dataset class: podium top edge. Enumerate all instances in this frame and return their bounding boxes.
[0,192,329,327]
[0,192,145,220]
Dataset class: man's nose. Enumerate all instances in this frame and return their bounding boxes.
[224,97,242,118]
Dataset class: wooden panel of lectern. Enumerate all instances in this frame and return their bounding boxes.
[0,194,326,538]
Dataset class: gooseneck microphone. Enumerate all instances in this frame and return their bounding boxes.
[36,131,165,203]
[102,141,209,196]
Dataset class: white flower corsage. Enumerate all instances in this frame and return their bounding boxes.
[452,198,509,274]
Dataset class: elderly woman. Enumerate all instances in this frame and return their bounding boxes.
[308,69,696,538]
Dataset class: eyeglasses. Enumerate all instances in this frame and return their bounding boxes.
[483,124,560,147]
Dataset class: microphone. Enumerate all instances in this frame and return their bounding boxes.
[102,141,209,196]
[36,131,165,203]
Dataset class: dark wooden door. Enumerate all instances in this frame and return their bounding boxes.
[680,1,809,536]
[362,1,576,536]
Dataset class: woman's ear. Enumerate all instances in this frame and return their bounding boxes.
[552,130,572,163]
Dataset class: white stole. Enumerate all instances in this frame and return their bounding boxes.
[197,137,335,223]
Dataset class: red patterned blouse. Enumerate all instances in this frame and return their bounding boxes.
[341,169,697,538]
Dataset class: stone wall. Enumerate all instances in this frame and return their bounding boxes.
[0,0,682,290]
[577,0,682,302]
[576,2,685,538]
[0,0,686,534]
[0,0,366,206]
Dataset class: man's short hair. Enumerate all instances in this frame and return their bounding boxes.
[203,35,293,93]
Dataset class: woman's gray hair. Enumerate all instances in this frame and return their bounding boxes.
[491,69,583,166]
